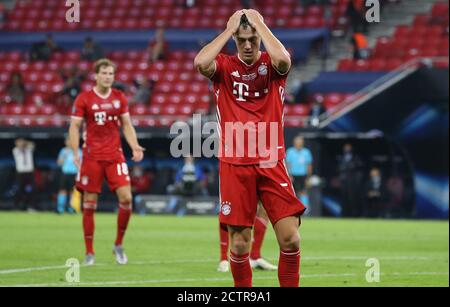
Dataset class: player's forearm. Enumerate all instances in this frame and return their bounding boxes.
[253,21,291,71]
[68,124,80,155]
[308,165,313,177]
[123,122,139,150]
[194,29,234,70]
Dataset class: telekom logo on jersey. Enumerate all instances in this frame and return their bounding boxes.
[170,114,281,169]
[233,82,249,101]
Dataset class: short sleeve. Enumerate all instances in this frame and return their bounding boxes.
[119,92,129,115]
[210,53,226,82]
[57,148,65,161]
[72,94,86,118]
[269,52,291,79]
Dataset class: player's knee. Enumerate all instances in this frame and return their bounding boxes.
[279,232,300,251]
[230,235,251,255]
[118,193,132,205]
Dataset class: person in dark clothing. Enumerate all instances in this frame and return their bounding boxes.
[363,168,388,217]
[81,37,104,61]
[12,138,36,212]
[5,72,26,105]
[309,97,327,127]
[338,143,364,217]
[30,35,61,61]
[346,0,368,33]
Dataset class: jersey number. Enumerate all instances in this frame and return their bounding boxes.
[116,163,129,176]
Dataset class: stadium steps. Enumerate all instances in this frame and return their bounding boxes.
[366,0,438,47]
[318,58,423,128]
[1,0,15,10]
[296,0,440,82]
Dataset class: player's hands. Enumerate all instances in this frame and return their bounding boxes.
[73,154,81,169]
[243,9,264,28]
[226,10,244,33]
[132,145,145,162]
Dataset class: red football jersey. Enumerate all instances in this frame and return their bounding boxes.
[71,88,129,161]
[211,52,288,165]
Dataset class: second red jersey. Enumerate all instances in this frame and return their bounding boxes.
[211,52,289,165]
[72,88,129,161]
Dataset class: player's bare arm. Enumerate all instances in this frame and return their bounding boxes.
[120,113,145,162]
[68,117,83,168]
[243,9,291,74]
[194,10,244,78]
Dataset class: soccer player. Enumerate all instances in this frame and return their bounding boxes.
[69,59,145,265]
[218,204,277,272]
[195,10,306,287]
[56,136,82,214]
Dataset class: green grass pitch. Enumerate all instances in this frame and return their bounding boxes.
[0,212,448,287]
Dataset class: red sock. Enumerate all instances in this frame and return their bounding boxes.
[82,201,96,255]
[219,223,229,261]
[278,249,301,287]
[230,251,252,287]
[250,216,267,260]
[115,202,132,246]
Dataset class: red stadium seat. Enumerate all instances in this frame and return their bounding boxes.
[179,105,194,116]
[287,17,304,28]
[324,93,344,107]
[338,59,354,71]
[421,48,440,57]
[353,59,370,71]
[152,93,169,104]
[413,14,430,26]
[156,81,173,93]
[394,25,410,39]
[130,104,148,115]
[161,72,177,82]
[41,104,57,115]
[116,72,132,83]
[285,104,310,116]
[174,82,188,93]
[432,2,449,18]
[148,105,161,115]
[284,118,304,128]
[386,59,403,70]
[161,104,178,115]
[168,94,184,104]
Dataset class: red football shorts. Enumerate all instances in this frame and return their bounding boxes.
[219,160,306,227]
[76,156,130,194]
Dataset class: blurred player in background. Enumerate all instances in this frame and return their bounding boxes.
[195,10,306,287]
[218,203,277,272]
[69,59,145,265]
[56,136,82,214]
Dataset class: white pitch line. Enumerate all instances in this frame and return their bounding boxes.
[3,272,448,287]
[0,256,442,275]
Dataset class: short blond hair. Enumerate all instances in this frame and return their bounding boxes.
[94,58,117,74]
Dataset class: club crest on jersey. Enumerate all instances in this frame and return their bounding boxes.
[113,100,121,109]
[221,201,231,216]
[258,64,268,76]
